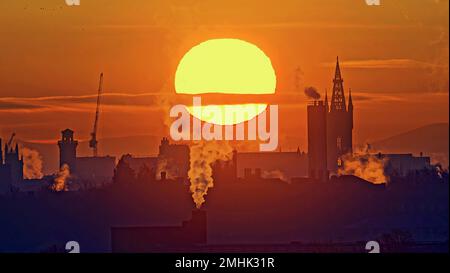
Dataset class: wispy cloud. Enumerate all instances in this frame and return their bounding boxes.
[0,93,165,113]
[92,21,423,31]
[321,59,447,69]
[1,91,448,114]
[0,101,44,110]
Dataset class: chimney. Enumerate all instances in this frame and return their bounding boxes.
[160,171,167,181]
[183,209,207,245]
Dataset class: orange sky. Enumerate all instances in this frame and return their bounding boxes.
[0,0,448,156]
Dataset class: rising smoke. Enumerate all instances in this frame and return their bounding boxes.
[304,86,321,100]
[338,146,388,184]
[22,147,44,179]
[262,169,288,182]
[188,140,233,208]
[52,164,70,192]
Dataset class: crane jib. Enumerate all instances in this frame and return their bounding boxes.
[89,73,103,157]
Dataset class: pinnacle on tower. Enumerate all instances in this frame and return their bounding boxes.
[330,56,346,112]
[335,56,342,80]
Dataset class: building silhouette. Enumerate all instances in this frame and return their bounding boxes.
[307,101,329,181]
[158,137,190,180]
[212,150,238,182]
[306,57,353,179]
[326,57,353,173]
[377,153,431,177]
[109,177,448,253]
[58,129,78,173]
[57,129,115,186]
[121,137,190,181]
[236,150,308,182]
[111,210,207,252]
[0,138,24,194]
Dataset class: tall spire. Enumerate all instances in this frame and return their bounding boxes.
[348,88,354,131]
[348,88,353,111]
[15,143,19,159]
[330,56,346,112]
[325,88,329,112]
[335,56,342,80]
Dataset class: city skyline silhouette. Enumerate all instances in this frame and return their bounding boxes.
[0,0,448,255]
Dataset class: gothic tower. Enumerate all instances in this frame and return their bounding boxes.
[58,129,78,173]
[307,101,328,181]
[326,57,353,173]
[5,143,23,184]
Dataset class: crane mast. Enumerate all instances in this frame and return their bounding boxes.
[89,73,103,157]
[7,133,16,151]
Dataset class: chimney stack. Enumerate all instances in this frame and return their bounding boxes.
[160,171,167,181]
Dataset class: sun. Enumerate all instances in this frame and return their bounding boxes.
[175,39,276,94]
[175,38,276,125]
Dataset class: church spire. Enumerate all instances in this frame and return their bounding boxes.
[325,89,329,112]
[335,56,342,80]
[15,143,19,159]
[330,56,346,112]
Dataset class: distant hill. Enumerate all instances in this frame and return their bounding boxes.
[372,123,449,166]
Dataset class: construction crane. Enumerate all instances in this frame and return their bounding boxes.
[7,133,16,151]
[89,73,103,157]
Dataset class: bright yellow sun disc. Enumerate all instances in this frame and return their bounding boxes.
[175,39,276,125]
